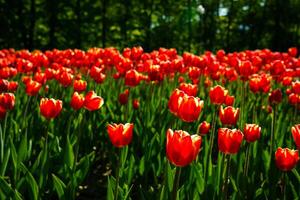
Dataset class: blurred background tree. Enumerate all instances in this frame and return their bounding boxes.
[0,0,299,53]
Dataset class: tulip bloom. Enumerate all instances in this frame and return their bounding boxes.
[107,123,133,148]
[0,93,15,110]
[58,71,73,87]
[244,124,261,143]
[124,69,141,87]
[8,81,18,92]
[168,89,185,116]
[275,148,299,171]
[219,106,239,126]
[84,91,104,111]
[119,89,129,105]
[209,85,228,105]
[225,95,235,106]
[25,79,42,96]
[0,106,6,119]
[132,99,140,109]
[0,79,9,92]
[268,89,282,105]
[178,94,204,123]
[70,92,85,110]
[73,80,87,92]
[218,128,244,154]
[179,83,198,96]
[198,121,210,136]
[292,124,300,149]
[40,98,63,119]
[166,129,202,167]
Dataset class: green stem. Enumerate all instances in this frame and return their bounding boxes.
[243,143,250,176]
[114,148,121,200]
[172,167,182,200]
[222,154,231,200]
[205,105,218,181]
[283,172,287,200]
[269,106,277,160]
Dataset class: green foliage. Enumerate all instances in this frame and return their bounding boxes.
[1,0,299,51]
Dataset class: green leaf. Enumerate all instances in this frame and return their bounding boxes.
[0,148,10,176]
[18,132,28,162]
[167,162,175,192]
[139,156,145,175]
[75,151,95,183]
[20,163,39,200]
[107,177,114,200]
[292,169,300,183]
[52,174,66,200]
[0,176,23,200]
[230,177,238,192]
[254,188,263,198]
[64,135,74,170]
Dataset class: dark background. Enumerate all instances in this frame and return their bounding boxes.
[0,0,299,52]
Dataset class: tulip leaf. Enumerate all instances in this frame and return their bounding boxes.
[292,169,300,183]
[0,148,10,176]
[20,162,39,200]
[167,162,174,192]
[254,188,263,198]
[139,156,145,175]
[75,151,95,183]
[107,177,114,200]
[230,176,238,192]
[127,155,135,185]
[18,132,28,162]
[64,134,74,170]
[52,174,66,200]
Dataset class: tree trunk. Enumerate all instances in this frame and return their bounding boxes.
[48,1,57,49]
[28,0,36,50]
[75,0,82,48]
[101,0,107,47]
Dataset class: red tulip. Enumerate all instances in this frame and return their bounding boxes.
[168,89,185,116]
[0,106,6,119]
[132,99,140,109]
[0,93,15,110]
[40,98,62,119]
[0,79,9,92]
[292,124,300,150]
[70,92,85,110]
[166,129,202,167]
[58,71,73,87]
[275,148,299,171]
[218,128,243,154]
[178,94,204,122]
[292,81,300,94]
[244,124,261,143]
[107,123,133,148]
[198,121,210,136]
[268,89,282,105]
[179,83,198,96]
[288,47,298,57]
[219,106,239,126]
[225,95,235,106]
[124,69,141,87]
[73,80,87,92]
[25,79,42,96]
[33,72,47,85]
[8,81,18,92]
[288,93,299,105]
[119,89,129,105]
[209,85,228,105]
[84,91,104,111]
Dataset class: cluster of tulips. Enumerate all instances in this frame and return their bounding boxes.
[0,46,299,199]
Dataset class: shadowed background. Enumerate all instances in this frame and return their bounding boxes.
[0,0,299,52]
